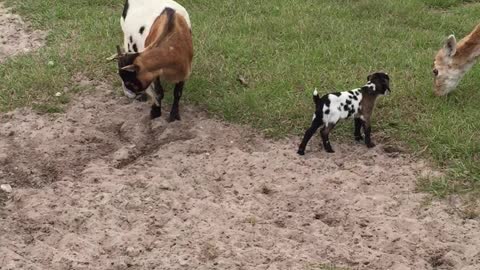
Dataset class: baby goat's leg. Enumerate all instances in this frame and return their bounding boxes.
[297,117,323,155]
[168,81,185,122]
[150,78,164,119]
[354,117,363,141]
[321,124,335,153]
[361,118,375,148]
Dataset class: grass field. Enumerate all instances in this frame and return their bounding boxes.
[1,0,479,196]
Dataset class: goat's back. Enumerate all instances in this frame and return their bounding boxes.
[120,0,191,53]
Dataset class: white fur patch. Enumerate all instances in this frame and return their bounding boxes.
[146,85,159,106]
[313,88,318,96]
[322,89,363,125]
[120,0,191,54]
[122,82,137,99]
[365,82,376,91]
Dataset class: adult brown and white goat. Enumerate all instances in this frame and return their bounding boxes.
[116,5,193,121]
[433,23,480,96]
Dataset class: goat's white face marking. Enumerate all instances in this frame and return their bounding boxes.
[366,82,376,91]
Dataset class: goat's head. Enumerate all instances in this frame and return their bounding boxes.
[432,35,465,96]
[115,45,147,94]
[366,72,391,96]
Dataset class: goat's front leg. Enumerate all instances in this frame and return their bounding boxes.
[150,78,164,119]
[168,81,184,122]
[354,117,363,141]
[361,118,375,148]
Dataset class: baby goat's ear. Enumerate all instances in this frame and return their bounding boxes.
[121,64,139,73]
[444,35,457,57]
[367,74,372,82]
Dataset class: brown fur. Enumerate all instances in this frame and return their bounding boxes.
[134,10,193,86]
[358,94,378,128]
[433,23,480,96]
[453,23,480,61]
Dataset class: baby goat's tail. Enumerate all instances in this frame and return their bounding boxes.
[313,88,321,107]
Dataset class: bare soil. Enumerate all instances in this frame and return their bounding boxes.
[0,5,479,270]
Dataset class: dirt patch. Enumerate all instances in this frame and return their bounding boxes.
[0,2,46,62]
[0,5,479,270]
[0,84,479,270]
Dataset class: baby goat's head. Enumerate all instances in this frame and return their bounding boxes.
[366,72,391,95]
[116,46,147,94]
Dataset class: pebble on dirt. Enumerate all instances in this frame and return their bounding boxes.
[1,184,12,193]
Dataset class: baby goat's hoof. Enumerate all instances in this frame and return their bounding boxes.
[366,142,376,148]
[150,107,162,119]
[355,135,364,141]
[325,148,335,153]
[168,114,181,122]
[297,149,305,156]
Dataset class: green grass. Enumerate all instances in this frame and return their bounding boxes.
[1,0,479,196]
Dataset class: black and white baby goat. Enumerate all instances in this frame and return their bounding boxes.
[297,72,391,155]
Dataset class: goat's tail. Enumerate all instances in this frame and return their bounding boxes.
[313,88,321,107]
[148,7,176,49]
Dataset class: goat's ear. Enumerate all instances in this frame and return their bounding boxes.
[444,35,457,57]
[367,74,372,82]
[121,64,139,73]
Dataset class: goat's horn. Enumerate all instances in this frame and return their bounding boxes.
[106,45,125,62]
[106,54,118,61]
[116,45,124,55]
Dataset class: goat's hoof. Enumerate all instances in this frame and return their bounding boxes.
[150,108,162,119]
[366,142,376,148]
[167,115,181,122]
[297,149,305,156]
[355,135,363,141]
[325,148,335,153]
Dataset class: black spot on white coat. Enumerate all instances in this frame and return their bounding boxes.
[139,26,145,35]
[132,43,138,53]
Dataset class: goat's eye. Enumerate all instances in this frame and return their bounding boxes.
[433,68,439,76]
